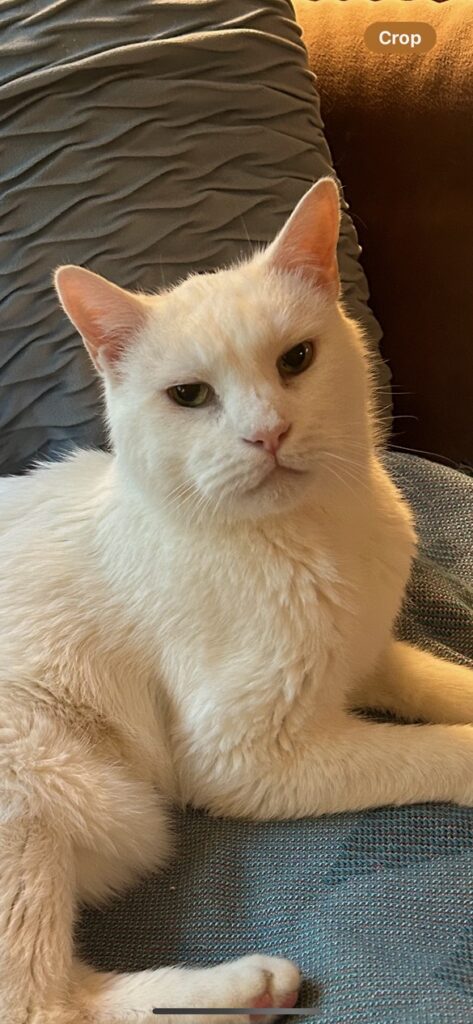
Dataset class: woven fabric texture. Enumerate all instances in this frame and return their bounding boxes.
[79,453,473,1023]
[0,0,386,477]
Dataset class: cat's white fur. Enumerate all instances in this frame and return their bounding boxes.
[1,179,472,1024]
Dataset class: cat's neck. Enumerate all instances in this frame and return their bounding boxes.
[97,448,375,584]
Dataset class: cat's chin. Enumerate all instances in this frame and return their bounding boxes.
[234,464,312,518]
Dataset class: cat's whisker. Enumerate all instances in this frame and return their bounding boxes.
[319,456,372,509]
[159,482,190,507]
[316,435,369,453]
[199,460,245,492]
[186,490,212,529]
[322,462,364,505]
[174,489,203,520]
[318,452,373,496]
[315,444,367,468]
[159,479,192,503]
[158,489,193,518]
[391,414,419,423]
[390,442,458,465]
[158,483,198,519]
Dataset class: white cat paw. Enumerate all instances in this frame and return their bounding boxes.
[175,953,301,1022]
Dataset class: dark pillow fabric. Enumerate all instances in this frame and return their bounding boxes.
[0,0,387,477]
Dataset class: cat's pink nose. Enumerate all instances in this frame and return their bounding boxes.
[243,422,291,455]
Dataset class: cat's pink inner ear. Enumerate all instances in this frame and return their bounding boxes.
[54,266,147,372]
[266,178,340,292]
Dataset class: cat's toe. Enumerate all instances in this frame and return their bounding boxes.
[229,954,301,1021]
[250,986,299,1013]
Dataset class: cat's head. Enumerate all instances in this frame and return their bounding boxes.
[55,179,373,522]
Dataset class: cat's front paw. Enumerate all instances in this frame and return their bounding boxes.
[195,953,301,1022]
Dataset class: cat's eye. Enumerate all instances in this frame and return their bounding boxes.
[277,341,314,377]
[167,382,213,408]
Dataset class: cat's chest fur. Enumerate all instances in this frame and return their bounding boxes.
[119,472,413,772]
[156,518,346,709]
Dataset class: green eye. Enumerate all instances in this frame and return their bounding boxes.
[167,382,213,408]
[278,341,314,377]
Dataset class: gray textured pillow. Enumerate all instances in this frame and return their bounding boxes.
[0,0,388,476]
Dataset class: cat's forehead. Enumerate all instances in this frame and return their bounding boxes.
[152,262,327,361]
[180,267,262,320]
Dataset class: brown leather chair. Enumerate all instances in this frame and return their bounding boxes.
[294,0,473,468]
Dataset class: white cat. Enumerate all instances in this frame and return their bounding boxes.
[1,178,472,1024]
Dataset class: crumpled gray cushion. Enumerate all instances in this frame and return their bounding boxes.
[79,453,473,1024]
[0,0,386,477]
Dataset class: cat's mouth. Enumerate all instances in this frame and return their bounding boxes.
[275,463,306,476]
[247,460,307,493]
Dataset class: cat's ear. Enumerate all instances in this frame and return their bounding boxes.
[54,266,148,374]
[265,178,340,295]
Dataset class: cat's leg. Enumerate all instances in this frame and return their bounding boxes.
[0,818,299,1024]
[0,815,78,1024]
[1,710,299,1024]
[197,712,473,820]
[350,639,473,724]
[0,708,165,1023]
[78,955,300,1024]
